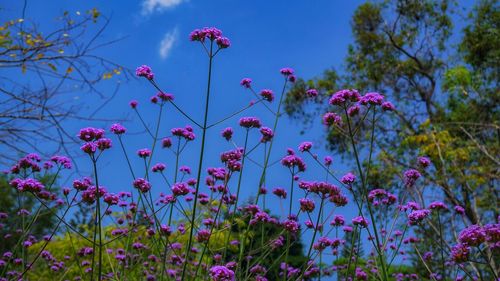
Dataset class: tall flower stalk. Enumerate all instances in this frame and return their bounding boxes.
[181,34,215,280]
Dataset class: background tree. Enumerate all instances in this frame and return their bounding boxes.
[0,4,131,165]
[285,0,499,277]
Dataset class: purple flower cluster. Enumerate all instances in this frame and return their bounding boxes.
[298,141,313,152]
[50,155,72,169]
[299,198,315,212]
[259,89,274,102]
[209,265,234,281]
[403,169,421,187]
[280,67,296,82]
[417,156,431,168]
[324,156,333,166]
[429,201,447,211]
[279,67,294,76]
[162,137,172,148]
[221,127,233,141]
[220,148,243,172]
[352,216,369,228]
[298,181,341,197]
[322,112,342,126]
[359,92,384,105]
[239,117,262,128]
[283,219,300,233]
[450,243,470,263]
[272,188,287,199]
[458,225,486,246]
[329,89,360,105]
[381,101,395,111]
[407,209,430,225]
[137,148,152,158]
[172,182,190,196]
[306,89,318,98]
[331,215,345,226]
[133,178,151,193]
[368,189,397,206]
[347,105,360,116]
[171,126,196,141]
[81,185,107,204]
[10,178,45,193]
[341,172,356,185]
[156,91,174,102]
[110,123,127,135]
[281,151,306,172]
[259,127,274,143]
[240,78,252,88]
[78,127,112,155]
[216,36,231,49]
[135,65,154,80]
[78,127,105,142]
[152,163,166,173]
[9,153,42,174]
[189,27,230,49]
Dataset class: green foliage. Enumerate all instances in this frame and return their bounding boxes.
[442,66,472,96]
[460,0,500,83]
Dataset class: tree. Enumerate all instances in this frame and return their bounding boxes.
[285,0,499,277]
[0,4,131,165]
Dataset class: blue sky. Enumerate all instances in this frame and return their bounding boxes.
[3,0,365,210]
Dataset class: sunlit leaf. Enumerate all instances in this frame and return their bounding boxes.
[47,63,57,72]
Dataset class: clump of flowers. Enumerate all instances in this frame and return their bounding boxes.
[136,65,154,80]
[209,265,235,281]
[1,25,493,281]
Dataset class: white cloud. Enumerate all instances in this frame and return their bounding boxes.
[142,0,185,15]
[159,28,178,59]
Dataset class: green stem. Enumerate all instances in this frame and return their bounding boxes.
[195,173,231,277]
[283,171,296,281]
[437,211,446,277]
[90,156,103,281]
[255,78,288,205]
[181,40,214,280]
[344,106,388,281]
[227,130,249,267]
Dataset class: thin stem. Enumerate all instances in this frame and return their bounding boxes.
[207,99,264,129]
[133,108,155,138]
[304,198,325,273]
[181,40,214,280]
[90,156,103,281]
[283,171,296,281]
[226,130,249,265]
[255,77,288,205]
[194,173,232,276]
[437,211,446,277]
[149,80,203,129]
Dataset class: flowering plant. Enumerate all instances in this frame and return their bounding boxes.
[1,26,498,281]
